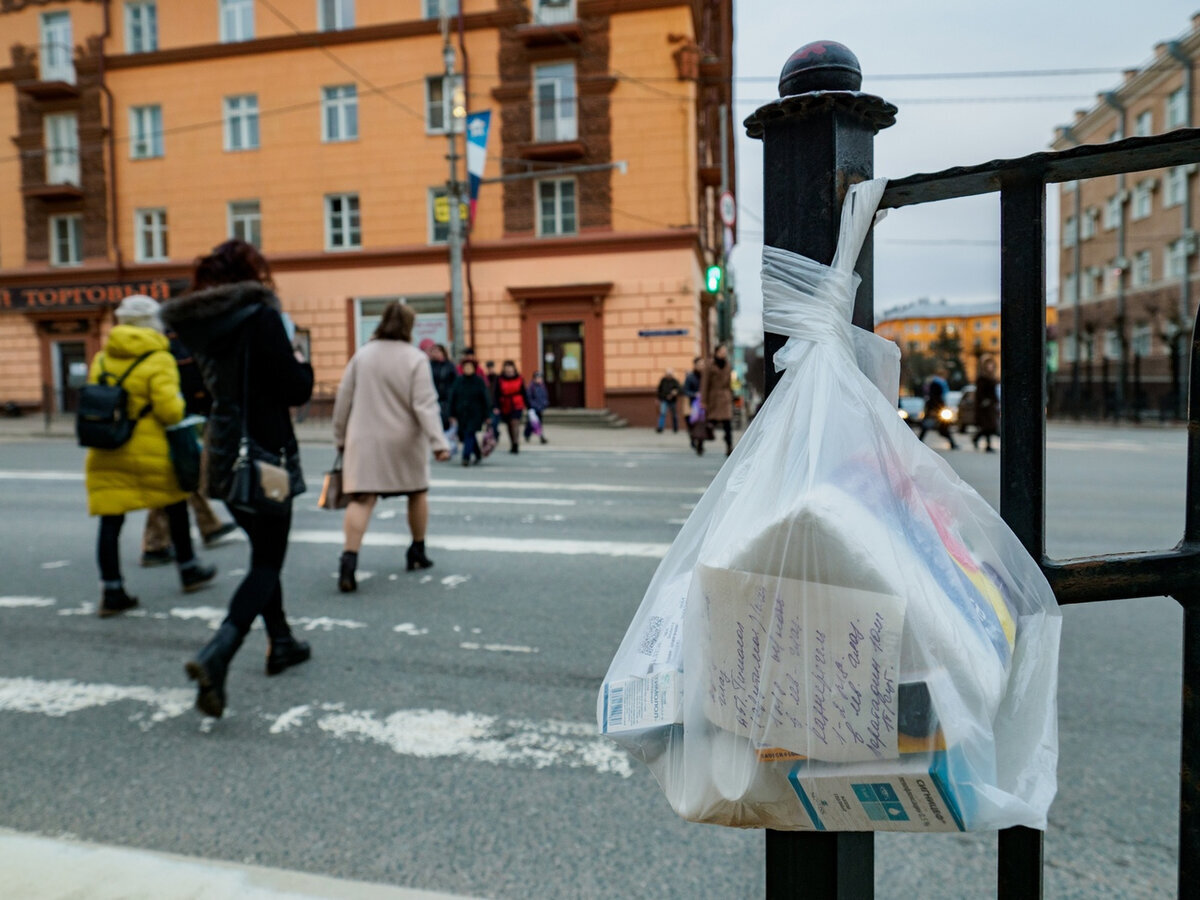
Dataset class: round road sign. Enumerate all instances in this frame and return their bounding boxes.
[719,191,736,228]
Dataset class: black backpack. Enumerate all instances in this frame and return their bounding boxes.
[75,351,156,450]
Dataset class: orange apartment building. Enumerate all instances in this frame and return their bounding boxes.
[876,298,1059,391]
[0,0,734,425]
[1051,12,1199,418]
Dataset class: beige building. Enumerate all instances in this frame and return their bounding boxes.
[1052,12,1199,418]
[0,0,734,426]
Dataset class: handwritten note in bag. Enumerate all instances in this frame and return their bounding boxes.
[697,564,906,764]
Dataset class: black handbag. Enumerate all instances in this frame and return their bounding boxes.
[225,344,292,516]
[165,416,205,493]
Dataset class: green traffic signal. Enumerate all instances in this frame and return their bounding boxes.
[705,264,723,293]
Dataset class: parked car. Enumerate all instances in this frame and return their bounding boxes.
[897,395,924,429]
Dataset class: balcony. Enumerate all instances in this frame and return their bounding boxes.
[22,182,84,202]
[17,79,80,101]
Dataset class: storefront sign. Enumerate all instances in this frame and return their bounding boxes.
[0,278,188,313]
[638,328,689,338]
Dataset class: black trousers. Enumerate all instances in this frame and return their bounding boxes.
[224,505,292,638]
[98,500,194,584]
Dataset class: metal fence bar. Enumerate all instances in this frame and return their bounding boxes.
[997,174,1049,897]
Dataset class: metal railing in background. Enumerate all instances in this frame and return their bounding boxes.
[745,41,1200,899]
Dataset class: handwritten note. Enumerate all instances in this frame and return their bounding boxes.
[697,564,905,764]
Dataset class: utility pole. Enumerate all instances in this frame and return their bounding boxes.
[717,103,731,345]
[442,17,466,358]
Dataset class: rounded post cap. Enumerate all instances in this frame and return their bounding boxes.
[779,41,862,96]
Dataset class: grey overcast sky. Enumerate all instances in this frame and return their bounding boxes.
[728,1,1200,346]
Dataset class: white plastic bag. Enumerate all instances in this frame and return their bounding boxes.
[598,179,1060,833]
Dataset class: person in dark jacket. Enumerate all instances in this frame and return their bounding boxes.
[448,359,491,466]
[494,360,528,454]
[682,357,705,453]
[140,333,237,567]
[524,371,549,444]
[655,367,681,433]
[161,239,314,719]
[700,345,734,456]
[972,355,1000,453]
[426,342,457,429]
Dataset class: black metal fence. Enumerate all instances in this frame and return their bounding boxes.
[746,42,1200,899]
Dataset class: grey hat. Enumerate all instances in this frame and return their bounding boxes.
[114,294,163,331]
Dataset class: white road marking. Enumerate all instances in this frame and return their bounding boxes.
[393,623,429,636]
[0,471,83,481]
[289,529,670,559]
[459,642,539,654]
[0,597,55,608]
[434,496,575,506]
[0,676,630,777]
[39,561,70,569]
[441,575,470,589]
[294,616,367,632]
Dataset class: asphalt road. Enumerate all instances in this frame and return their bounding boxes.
[0,423,1188,899]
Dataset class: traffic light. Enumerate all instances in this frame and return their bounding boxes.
[705,263,723,293]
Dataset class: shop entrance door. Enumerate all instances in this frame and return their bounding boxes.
[53,341,88,412]
[541,322,584,408]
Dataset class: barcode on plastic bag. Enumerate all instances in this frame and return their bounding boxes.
[638,616,664,656]
[602,670,682,734]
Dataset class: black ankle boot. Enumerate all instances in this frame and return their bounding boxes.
[406,541,433,571]
[98,586,138,618]
[180,560,217,593]
[184,622,243,718]
[338,551,357,593]
[266,633,312,676]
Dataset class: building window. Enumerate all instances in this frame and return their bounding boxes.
[1082,267,1100,300]
[125,2,158,53]
[1167,239,1189,279]
[1168,87,1188,129]
[220,0,254,42]
[129,105,164,159]
[534,0,576,24]
[1166,166,1188,208]
[1131,180,1153,221]
[1135,109,1152,137]
[322,85,358,141]
[318,0,354,30]
[533,62,577,143]
[228,200,261,246]
[1103,259,1121,295]
[1063,215,1076,248]
[537,178,576,236]
[425,75,464,134]
[423,0,459,17]
[44,113,80,186]
[1132,249,1152,287]
[135,208,168,261]
[1103,329,1120,360]
[224,95,260,151]
[49,214,83,266]
[325,193,361,250]
[1081,207,1098,240]
[1063,272,1077,303]
[1103,194,1122,231]
[355,295,447,348]
[1132,322,1153,357]
[40,11,74,83]
[1062,335,1076,364]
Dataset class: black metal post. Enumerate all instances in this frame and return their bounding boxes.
[998,175,1047,899]
[745,41,895,899]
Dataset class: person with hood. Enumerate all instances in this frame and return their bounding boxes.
[448,358,491,466]
[972,355,1000,453]
[425,341,459,458]
[333,302,451,592]
[524,371,549,444]
[700,344,734,456]
[85,295,217,617]
[161,239,314,719]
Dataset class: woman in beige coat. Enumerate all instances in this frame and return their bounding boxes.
[332,302,450,592]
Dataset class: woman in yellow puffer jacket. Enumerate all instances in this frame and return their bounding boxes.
[86,295,215,617]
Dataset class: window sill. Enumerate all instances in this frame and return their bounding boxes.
[324,246,363,253]
[23,183,84,201]
[516,21,582,48]
[18,80,79,101]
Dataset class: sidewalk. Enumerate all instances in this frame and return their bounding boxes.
[0,413,721,454]
[0,828,474,900]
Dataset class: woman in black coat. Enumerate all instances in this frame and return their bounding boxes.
[161,240,314,718]
[973,355,1000,453]
[447,359,490,466]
